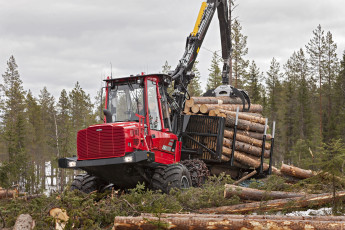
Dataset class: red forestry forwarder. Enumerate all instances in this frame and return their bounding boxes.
[59,0,254,193]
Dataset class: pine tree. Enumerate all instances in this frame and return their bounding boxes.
[266,57,283,121]
[305,24,326,138]
[323,31,338,140]
[206,52,222,90]
[187,61,203,96]
[244,60,263,104]
[231,19,249,88]
[69,82,95,153]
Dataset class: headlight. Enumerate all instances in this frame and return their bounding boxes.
[124,156,133,162]
[68,161,77,167]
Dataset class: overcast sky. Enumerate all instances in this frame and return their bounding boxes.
[1,0,344,102]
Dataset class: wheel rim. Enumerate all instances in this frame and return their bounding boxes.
[180,175,189,189]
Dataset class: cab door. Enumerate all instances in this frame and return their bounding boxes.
[146,77,177,164]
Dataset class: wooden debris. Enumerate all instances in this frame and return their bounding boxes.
[0,188,18,199]
[224,184,305,200]
[233,170,257,185]
[49,208,69,230]
[199,190,345,214]
[281,163,316,179]
[113,213,345,229]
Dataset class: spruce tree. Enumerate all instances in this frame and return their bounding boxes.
[334,51,345,141]
[244,60,263,104]
[305,24,326,138]
[187,61,203,96]
[0,56,30,189]
[231,19,249,88]
[206,52,222,90]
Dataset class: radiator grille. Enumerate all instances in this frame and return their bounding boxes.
[77,125,125,160]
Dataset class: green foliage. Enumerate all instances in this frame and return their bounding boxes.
[244,60,264,104]
[231,19,249,88]
[206,52,222,90]
[187,61,203,96]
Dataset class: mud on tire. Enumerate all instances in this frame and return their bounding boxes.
[181,159,210,187]
[70,174,107,194]
[151,163,192,193]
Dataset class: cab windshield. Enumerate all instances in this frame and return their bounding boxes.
[107,82,144,122]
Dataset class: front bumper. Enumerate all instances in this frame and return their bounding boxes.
[58,151,155,169]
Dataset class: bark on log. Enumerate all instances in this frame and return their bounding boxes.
[224,184,305,200]
[222,147,268,170]
[233,170,257,185]
[235,129,272,140]
[183,106,190,114]
[224,130,271,150]
[200,104,263,114]
[281,163,316,179]
[219,109,266,125]
[191,104,200,114]
[199,190,345,214]
[217,113,227,118]
[225,115,267,133]
[223,138,270,158]
[0,188,18,199]
[185,96,243,107]
[113,213,345,229]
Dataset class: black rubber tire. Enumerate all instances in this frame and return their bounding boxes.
[70,174,107,194]
[181,159,210,187]
[151,163,192,193]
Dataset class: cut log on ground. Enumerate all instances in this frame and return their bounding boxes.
[219,109,266,125]
[281,163,316,179]
[223,138,270,158]
[224,130,271,150]
[224,184,305,200]
[0,188,18,199]
[113,213,345,229]
[224,115,267,133]
[200,104,263,114]
[185,96,243,107]
[199,190,345,214]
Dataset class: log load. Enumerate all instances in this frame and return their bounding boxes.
[185,96,243,107]
[235,129,272,140]
[200,104,263,114]
[219,109,266,125]
[281,163,316,179]
[222,147,267,170]
[199,190,345,214]
[224,130,271,150]
[224,184,305,200]
[113,213,345,229]
[191,104,200,114]
[224,115,266,133]
[223,138,270,158]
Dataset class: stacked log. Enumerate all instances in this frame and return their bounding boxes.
[184,96,273,172]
